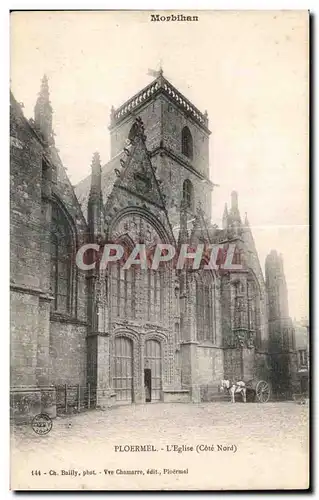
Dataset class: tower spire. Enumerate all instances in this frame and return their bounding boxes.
[230,190,240,219]
[265,250,289,319]
[88,152,103,239]
[34,74,53,144]
[244,212,249,227]
[222,203,228,229]
[227,190,242,231]
[89,152,102,196]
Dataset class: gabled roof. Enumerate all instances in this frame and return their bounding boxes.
[75,117,175,246]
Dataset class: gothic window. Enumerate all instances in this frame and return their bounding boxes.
[181,126,193,159]
[111,263,136,319]
[147,269,165,322]
[50,203,73,314]
[109,217,170,323]
[110,236,137,320]
[196,274,214,342]
[182,179,194,210]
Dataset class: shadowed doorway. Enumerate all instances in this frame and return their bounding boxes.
[144,339,162,402]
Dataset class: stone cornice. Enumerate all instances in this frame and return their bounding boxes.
[150,146,213,186]
[50,313,87,326]
[86,331,111,338]
[110,75,210,133]
[10,282,53,300]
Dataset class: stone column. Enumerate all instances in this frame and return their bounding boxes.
[180,273,200,402]
[214,280,222,346]
[138,335,146,403]
[94,270,114,408]
[96,335,112,408]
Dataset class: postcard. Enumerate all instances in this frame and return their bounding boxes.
[10,10,309,490]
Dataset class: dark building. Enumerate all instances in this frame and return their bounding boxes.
[10,72,300,421]
[265,250,298,397]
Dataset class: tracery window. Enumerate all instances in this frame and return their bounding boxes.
[109,216,170,324]
[50,203,73,314]
[147,268,165,322]
[111,263,136,319]
[196,273,214,342]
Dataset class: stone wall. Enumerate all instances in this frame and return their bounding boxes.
[10,97,51,420]
[155,154,212,227]
[163,389,190,403]
[10,291,40,387]
[161,94,209,178]
[195,346,224,385]
[10,100,44,291]
[10,95,89,421]
[223,349,242,381]
[49,321,87,386]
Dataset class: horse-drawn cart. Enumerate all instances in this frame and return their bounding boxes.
[245,379,271,403]
[220,378,272,403]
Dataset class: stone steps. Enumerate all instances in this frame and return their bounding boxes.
[200,386,253,403]
[200,386,231,403]
[206,393,231,403]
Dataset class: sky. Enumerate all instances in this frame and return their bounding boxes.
[10,10,309,320]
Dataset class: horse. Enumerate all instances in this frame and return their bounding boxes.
[219,379,247,403]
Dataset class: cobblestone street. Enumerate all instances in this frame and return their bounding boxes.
[11,401,309,490]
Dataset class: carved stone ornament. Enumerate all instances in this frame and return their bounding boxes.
[133,169,152,193]
[247,331,255,349]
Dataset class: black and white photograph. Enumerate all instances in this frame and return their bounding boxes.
[9,9,309,490]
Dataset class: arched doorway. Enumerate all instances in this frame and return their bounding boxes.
[113,336,133,403]
[144,340,162,402]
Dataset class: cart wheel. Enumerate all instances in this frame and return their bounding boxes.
[255,380,271,403]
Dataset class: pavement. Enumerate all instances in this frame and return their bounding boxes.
[10,401,309,491]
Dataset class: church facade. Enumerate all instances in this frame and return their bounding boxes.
[10,72,299,421]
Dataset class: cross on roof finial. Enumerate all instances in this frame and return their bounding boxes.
[159,59,163,76]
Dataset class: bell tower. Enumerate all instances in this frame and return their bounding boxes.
[108,71,214,227]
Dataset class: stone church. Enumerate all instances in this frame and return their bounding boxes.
[10,71,299,421]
